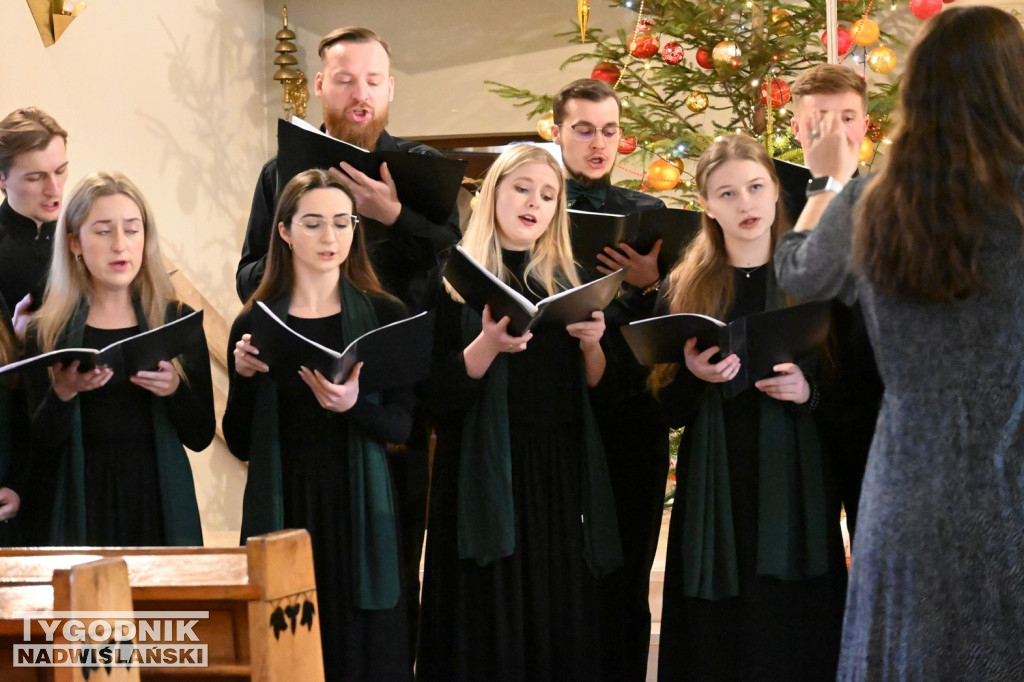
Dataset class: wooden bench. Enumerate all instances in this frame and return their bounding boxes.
[0,529,324,681]
[0,556,140,681]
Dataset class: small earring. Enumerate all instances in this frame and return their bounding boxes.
[75,254,82,262]
[287,242,293,251]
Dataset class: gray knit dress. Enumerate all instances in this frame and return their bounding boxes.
[774,175,1024,681]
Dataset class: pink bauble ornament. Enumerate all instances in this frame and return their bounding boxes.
[910,0,942,19]
[821,27,853,56]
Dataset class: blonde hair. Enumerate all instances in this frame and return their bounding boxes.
[448,144,579,301]
[34,172,176,352]
[651,135,790,391]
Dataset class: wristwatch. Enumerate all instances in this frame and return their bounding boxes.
[806,176,845,196]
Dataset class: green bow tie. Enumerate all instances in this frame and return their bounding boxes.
[566,179,608,210]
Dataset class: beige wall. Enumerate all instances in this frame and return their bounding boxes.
[0,0,268,543]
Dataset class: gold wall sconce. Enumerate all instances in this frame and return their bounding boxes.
[273,5,309,120]
[26,0,86,47]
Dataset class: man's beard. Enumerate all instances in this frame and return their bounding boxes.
[564,162,612,189]
[324,104,389,151]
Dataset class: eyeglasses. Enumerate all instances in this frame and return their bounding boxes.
[563,123,623,141]
[292,215,359,231]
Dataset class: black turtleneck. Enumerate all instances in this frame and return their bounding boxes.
[0,200,56,310]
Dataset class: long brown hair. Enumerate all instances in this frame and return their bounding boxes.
[34,172,175,353]
[246,169,388,307]
[852,7,1024,302]
[0,314,15,368]
[651,134,791,391]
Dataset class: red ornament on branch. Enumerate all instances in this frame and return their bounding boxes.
[591,62,621,84]
[695,47,714,70]
[910,0,943,19]
[629,33,660,59]
[661,41,684,65]
[820,26,853,56]
[618,136,638,155]
[760,78,791,107]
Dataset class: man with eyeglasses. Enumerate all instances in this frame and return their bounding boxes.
[234,27,460,672]
[552,78,669,681]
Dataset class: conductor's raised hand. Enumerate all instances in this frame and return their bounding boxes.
[683,337,741,383]
[480,304,532,354]
[330,162,401,226]
[566,310,605,352]
[51,360,114,402]
[131,360,181,397]
[299,363,361,413]
[754,363,810,404]
[233,333,269,378]
[597,239,662,288]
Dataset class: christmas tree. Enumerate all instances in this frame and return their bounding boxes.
[488,0,932,204]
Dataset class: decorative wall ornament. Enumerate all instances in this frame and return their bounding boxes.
[26,0,86,47]
[273,4,309,119]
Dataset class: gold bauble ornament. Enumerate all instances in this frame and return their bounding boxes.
[537,111,556,141]
[685,91,709,113]
[646,159,682,191]
[867,45,897,74]
[770,8,793,32]
[711,40,742,66]
[859,137,875,163]
[851,18,880,46]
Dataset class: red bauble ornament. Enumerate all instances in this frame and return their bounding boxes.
[820,27,852,56]
[591,62,621,84]
[661,41,684,65]
[618,136,638,155]
[629,33,660,59]
[636,18,656,34]
[760,78,791,107]
[695,46,714,70]
[910,0,942,18]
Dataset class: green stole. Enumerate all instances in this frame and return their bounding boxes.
[681,268,828,600]
[456,306,623,577]
[49,298,203,546]
[238,278,400,610]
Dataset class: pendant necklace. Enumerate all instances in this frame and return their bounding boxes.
[736,263,766,278]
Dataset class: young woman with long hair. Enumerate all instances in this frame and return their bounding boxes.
[654,134,847,681]
[28,171,213,546]
[775,8,1024,679]
[222,169,414,681]
[416,144,621,681]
